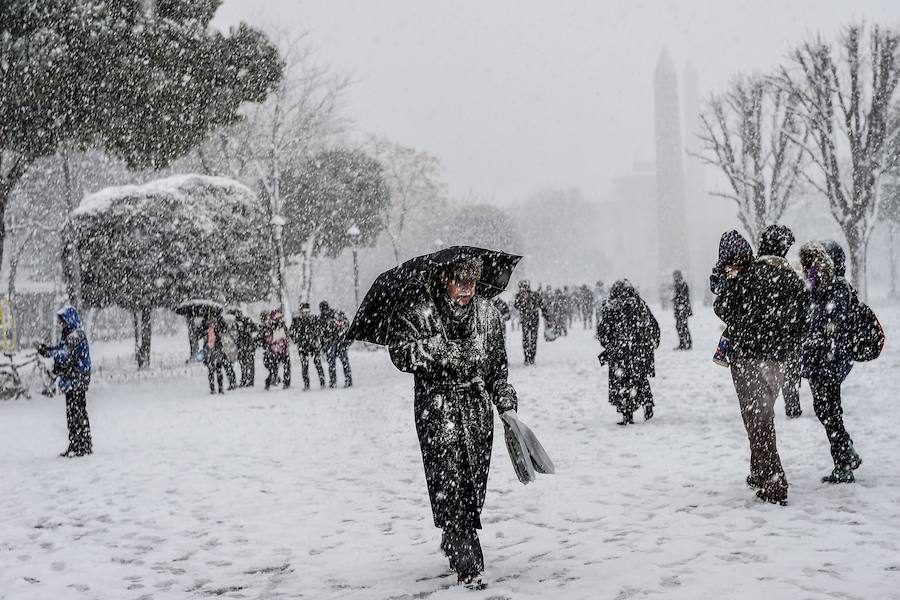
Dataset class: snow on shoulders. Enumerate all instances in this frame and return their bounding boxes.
[74,174,256,217]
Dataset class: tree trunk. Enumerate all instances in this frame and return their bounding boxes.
[61,152,82,308]
[846,234,868,301]
[890,223,898,299]
[139,307,152,369]
[133,311,141,365]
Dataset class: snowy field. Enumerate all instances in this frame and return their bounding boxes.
[2,305,899,600]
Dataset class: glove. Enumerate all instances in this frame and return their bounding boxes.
[34,342,51,357]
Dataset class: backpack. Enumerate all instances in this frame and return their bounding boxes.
[847,290,885,362]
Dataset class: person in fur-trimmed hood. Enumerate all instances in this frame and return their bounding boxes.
[714,229,807,505]
[799,241,863,484]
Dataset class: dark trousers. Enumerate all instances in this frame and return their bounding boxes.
[299,351,325,388]
[731,359,788,499]
[207,356,225,393]
[521,320,538,364]
[782,352,802,416]
[65,383,93,455]
[238,350,255,387]
[675,315,692,349]
[324,343,352,387]
[265,353,291,389]
[809,376,854,469]
[224,362,236,389]
[440,527,484,579]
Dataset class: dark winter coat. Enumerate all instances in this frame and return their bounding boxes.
[319,308,351,349]
[714,255,807,362]
[493,298,511,322]
[234,315,259,354]
[290,313,321,353]
[596,283,660,379]
[672,278,692,319]
[800,243,854,382]
[389,287,517,531]
[514,290,543,325]
[45,306,92,392]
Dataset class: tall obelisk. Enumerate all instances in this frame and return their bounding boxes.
[654,49,690,283]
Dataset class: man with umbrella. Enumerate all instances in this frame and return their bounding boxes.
[353,249,518,586]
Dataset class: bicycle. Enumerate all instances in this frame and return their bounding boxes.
[0,352,56,400]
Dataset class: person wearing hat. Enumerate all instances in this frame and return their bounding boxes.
[388,255,517,586]
[513,279,543,365]
[758,224,803,418]
[263,308,292,390]
[318,301,352,388]
[36,306,93,457]
[290,302,325,390]
[713,229,807,505]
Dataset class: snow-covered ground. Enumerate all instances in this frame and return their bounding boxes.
[2,304,899,600]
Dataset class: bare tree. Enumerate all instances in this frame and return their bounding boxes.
[778,24,900,298]
[367,136,447,264]
[196,27,350,313]
[696,73,807,246]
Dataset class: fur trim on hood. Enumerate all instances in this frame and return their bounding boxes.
[800,242,835,288]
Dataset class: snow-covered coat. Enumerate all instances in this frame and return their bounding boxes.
[596,283,660,379]
[48,306,92,392]
[389,288,517,530]
[265,310,291,357]
[800,243,854,382]
[713,255,807,362]
[290,313,322,353]
[514,290,542,325]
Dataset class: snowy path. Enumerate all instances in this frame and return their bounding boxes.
[2,306,900,599]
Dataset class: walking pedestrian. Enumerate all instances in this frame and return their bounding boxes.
[203,314,227,394]
[800,241,863,483]
[388,255,518,586]
[713,230,807,505]
[596,280,660,425]
[513,280,542,365]
[263,308,291,390]
[672,270,692,350]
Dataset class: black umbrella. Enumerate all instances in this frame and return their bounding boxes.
[174,299,224,319]
[346,245,522,346]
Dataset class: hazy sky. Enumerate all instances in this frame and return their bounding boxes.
[214,1,898,205]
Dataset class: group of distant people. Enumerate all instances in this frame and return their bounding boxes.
[194,301,353,394]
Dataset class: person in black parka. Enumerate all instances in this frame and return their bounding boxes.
[513,280,543,365]
[319,301,353,388]
[233,312,259,387]
[672,270,693,350]
[596,279,660,425]
[758,224,803,418]
[389,256,517,585]
[714,229,807,505]
[800,241,862,484]
[290,303,325,390]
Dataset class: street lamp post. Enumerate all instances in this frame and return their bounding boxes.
[271,214,288,317]
[347,224,361,308]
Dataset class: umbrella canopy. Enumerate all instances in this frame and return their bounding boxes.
[174,299,224,318]
[346,245,522,346]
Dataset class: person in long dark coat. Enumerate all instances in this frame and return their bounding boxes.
[758,224,802,417]
[203,314,227,394]
[800,241,862,484]
[596,280,660,424]
[388,256,518,585]
[37,306,93,457]
[714,230,807,505]
[233,313,258,387]
[671,270,693,350]
[513,280,543,365]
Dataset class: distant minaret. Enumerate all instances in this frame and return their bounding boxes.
[654,49,690,282]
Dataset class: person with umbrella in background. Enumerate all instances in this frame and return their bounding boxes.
[348,246,521,587]
[37,306,93,457]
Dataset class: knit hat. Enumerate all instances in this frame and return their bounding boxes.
[758,224,795,258]
[822,240,846,277]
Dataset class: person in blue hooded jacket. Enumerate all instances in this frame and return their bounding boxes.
[37,306,93,457]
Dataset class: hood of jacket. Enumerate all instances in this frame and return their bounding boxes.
[718,230,754,268]
[756,254,796,273]
[57,305,82,334]
[823,240,847,277]
[800,242,835,289]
